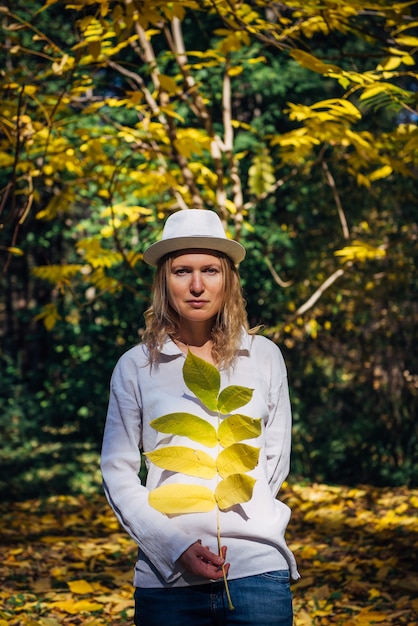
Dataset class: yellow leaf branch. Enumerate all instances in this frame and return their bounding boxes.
[146,350,260,609]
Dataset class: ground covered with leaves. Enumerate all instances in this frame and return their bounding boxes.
[1,483,417,626]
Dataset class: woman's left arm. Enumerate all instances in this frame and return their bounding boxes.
[263,341,293,497]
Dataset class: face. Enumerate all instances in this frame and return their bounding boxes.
[167,252,224,325]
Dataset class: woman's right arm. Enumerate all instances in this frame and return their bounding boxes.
[101,353,196,583]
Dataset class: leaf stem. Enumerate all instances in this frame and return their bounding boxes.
[217,508,234,610]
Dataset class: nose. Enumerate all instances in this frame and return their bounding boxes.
[190,271,204,295]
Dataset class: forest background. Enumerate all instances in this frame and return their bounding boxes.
[1,0,417,499]
[1,1,418,624]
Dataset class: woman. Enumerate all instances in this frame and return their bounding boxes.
[101,209,299,626]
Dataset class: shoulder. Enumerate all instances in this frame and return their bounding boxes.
[249,333,283,355]
[112,343,149,376]
[248,334,287,374]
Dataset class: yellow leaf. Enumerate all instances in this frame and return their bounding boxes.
[36,189,75,220]
[286,98,361,124]
[368,587,382,599]
[300,545,318,559]
[68,579,95,594]
[0,151,14,167]
[218,415,262,447]
[400,53,416,66]
[377,56,402,71]
[50,599,103,614]
[125,251,143,268]
[33,303,62,331]
[311,98,361,119]
[248,151,275,197]
[395,502,408,514]
[76,238,123,268]
[334,241,386,263]
[145,446,216,479]
[148,483,216,514]
[248,56,266,64]
[359,84,392,101]
[355,610,388,623]
[368,165,392,181]
[32,264,82,284]
[395,35,418,47]
[88,39,101,59]
[294,608,315,625]
[159,106,184,122]
[217,385,253,414]
[158,74,178,94]
[215,473,256,510]
[150,413,218,447]
[290,49,340,75]
[410,495,418,508]
[217,443,259,478]
[183,350,220,412]
[89,267,121,294]
[5,246,24,256]
[174,136,204,158]
[228,66,243,76]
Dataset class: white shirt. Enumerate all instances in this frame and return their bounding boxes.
[101,332,299,588]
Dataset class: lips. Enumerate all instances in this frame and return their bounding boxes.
[187,300,208,308]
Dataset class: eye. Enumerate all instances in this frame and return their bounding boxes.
[172,267,189,275]
[205,267,220,274]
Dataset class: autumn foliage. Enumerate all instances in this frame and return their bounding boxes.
[1,0,417,493]
[1,4,417,623]
[1,483,417,625]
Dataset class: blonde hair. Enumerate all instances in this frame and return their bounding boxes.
[143,253,249,369]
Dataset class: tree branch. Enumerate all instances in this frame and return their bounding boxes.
[264,255,293,288]
[295,267,345,317]
[322,160,350,240]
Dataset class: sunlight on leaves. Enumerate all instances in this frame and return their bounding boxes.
[215,473,256,510]
[145,446,216,479]
[217,385,254,414]
[148,483,216,514]
[218,414,262,447]
[150,413,218,447]
[182,350,220,411]
[216,443,259,478]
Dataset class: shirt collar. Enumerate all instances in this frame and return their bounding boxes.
[159,328,251,357]
[160,335,183,357]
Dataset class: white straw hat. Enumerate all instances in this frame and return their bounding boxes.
[143,209,246,266]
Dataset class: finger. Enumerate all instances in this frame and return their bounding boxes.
[197,545,224,566]
[197,559,225,579]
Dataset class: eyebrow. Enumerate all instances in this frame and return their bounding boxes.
[171,261,222,270]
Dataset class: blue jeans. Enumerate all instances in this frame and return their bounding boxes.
[134,570,293,626]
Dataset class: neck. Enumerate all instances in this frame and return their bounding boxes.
[173,321,216,363]
[175,319,214,347]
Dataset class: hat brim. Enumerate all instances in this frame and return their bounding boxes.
[143,236,246,266]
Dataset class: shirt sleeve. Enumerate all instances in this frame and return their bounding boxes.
[100,351,195,583]
[260,338,293,497]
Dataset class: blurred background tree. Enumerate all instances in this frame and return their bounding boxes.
[1,0,417,500]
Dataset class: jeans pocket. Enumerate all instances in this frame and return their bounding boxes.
[259,569,290,583]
